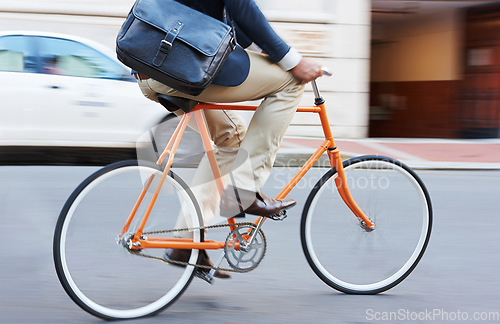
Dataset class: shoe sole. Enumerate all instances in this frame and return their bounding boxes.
[227,201,297,219]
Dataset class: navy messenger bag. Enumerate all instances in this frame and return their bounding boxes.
[116,0,236,96]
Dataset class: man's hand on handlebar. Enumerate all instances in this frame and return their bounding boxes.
[290,57,325,83]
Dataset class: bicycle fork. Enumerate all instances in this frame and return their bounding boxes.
[328,148,375,231]
[312,80,375,231]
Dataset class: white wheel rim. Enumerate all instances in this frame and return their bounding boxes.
[58,165,200,318]
[304,160,430,292]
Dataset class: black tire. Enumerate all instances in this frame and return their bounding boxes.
[53,160,203,320]
[300,156,432,294]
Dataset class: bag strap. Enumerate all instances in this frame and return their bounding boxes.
[153,20,184,67]
[223,7,237,44]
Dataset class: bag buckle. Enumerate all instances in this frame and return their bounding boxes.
[161,39,173,50]
[153,21,184,67]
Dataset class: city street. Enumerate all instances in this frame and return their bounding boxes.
[1,4,500,323]
[1,166,499,323]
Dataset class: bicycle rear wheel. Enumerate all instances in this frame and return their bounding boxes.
[301,156,432,294]
[54,160,203,320]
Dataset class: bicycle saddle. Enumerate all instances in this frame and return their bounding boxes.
[156,94,198,113]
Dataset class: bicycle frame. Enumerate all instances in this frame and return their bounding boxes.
[120,81,375,251]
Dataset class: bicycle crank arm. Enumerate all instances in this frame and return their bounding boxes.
[207,251,226,279]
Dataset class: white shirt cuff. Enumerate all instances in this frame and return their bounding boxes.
[277,47,302,71]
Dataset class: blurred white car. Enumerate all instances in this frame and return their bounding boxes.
[0,31,169,150]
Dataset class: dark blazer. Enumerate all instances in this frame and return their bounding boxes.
[175,0,292,87]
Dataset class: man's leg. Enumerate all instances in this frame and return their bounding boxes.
[137,51,303,279]
[138,79,247,229]
[174,110,247,230]
[145,51,304,196]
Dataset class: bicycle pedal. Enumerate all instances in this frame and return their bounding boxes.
[195,269,214,284]
[269,210,287,221]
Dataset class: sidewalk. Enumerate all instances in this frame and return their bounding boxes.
[278,137,500,170]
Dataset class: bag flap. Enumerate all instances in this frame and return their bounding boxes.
[132,0,232,57]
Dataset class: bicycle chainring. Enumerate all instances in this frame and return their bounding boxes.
[224,224,267,272]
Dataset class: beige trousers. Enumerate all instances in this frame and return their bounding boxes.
[138,51,304,226]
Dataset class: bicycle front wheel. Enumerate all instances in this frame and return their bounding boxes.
[301,156,432,294]
[54,160,203,320]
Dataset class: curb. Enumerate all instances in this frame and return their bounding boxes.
[275,152,500,170]
[278,137,500,170]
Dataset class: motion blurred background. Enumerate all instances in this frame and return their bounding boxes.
[1,3,500,322]
[1,0,500,164]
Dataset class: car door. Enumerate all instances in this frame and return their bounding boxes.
[31,35,140,146]
[0,35,41,145]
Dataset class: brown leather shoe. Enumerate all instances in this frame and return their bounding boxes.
[165,249,231,279]
[220,185,296,218]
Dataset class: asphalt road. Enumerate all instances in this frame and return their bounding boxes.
[1,166,500,323]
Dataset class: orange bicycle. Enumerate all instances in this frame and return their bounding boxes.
[53,80,432,320]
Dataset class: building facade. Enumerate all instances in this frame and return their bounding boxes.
[1,0,499,138]
[370,0,500,139]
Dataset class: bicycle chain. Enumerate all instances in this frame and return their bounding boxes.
[125,222,266,273]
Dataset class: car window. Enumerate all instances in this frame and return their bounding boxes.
[0,35,38,73]
[36,36,131,80]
